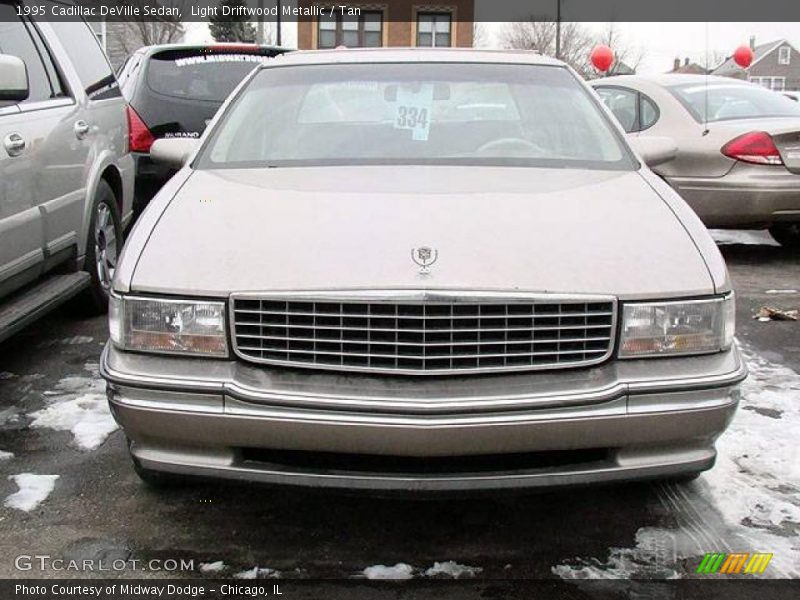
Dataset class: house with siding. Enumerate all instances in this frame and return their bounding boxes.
[712,38,800,92]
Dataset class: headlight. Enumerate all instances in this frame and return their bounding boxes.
[109,295,228,357]
[619,295,734,358]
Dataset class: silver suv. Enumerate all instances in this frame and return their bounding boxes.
[0,3,134,341]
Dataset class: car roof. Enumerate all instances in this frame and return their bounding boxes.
[139,42,291,56]
[591,73,751,88]
[262,47,565,68]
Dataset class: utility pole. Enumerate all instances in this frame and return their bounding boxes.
[276,0,282,45]
[257,0,265,44]
[555,0,561,59]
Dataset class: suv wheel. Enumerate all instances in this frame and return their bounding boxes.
[769,224,800,249]
[75,180,123,314]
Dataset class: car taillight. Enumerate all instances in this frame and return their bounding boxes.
[721,131,783,165]
[126,105,155,153]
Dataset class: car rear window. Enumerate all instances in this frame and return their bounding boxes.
[199,62,635,171]
[669,82,800,122]
[146,49,270,102]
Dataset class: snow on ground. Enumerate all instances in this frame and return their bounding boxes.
[28,363,117,451]
[234,566,279,579]
[552,528,685,580]
[0,406,21,429]
[424,561,483,578]
[4,474,59,512]
[697,345,800,577]
[710,230,779,246]
[362,563,415,580]
[199,561,226,574]
[0,450,13,461]
[553,344,800,579]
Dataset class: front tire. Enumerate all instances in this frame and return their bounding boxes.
[77,180,123,314]
[769,224,800,249]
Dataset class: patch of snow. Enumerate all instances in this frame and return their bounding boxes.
[425,561,482,578]
[362,563,415,580]
[4,474,59,512]
[61,336,94,345]
[696,345,800,577]
[0,450,13,461]
[28,363,117,451]
[710,230,779,246]
[0,407,20,427]
[765,289,798,295]
[553,528,684,579]
[199,561,226,574]
[234,566,279,579]
[0,371,15,380]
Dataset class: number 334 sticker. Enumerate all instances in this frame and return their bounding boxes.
[394,85,433,141]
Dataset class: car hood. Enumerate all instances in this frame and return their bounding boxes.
[129,166,714,300]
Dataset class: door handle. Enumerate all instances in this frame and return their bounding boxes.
[74,120,90,139]
[3,133,26,157]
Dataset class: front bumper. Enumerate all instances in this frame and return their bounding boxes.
[102,343,746,491]
[669,162,800,228]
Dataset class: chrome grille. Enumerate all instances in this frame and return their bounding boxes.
[231,293,616,375]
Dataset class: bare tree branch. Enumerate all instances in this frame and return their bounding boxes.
[472,23,489,48]
[501,21,647,78]
[597,23,645,73]
[114,0,187,54]
[500,21,595,78]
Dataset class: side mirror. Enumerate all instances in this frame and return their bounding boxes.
[0,54,29,102]
[149,138,199,168]
[629,136,678,168]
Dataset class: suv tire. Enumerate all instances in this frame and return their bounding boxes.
[74,180,123,314]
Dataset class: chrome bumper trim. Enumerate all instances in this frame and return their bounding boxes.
[101,343,747,415]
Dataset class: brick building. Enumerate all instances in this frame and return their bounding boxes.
[296,1,474,50]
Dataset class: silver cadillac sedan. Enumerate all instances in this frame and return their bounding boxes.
[101,49,746,491]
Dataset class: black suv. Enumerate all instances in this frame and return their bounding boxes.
[117,43,289,214]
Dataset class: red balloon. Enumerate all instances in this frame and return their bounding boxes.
[591,45,615,72]
[734,45,754,68]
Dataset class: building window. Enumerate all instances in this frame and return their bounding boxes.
[318,11,383,49]
[417,13,452,47]
[749,76,786,91]
[779,46,791,65]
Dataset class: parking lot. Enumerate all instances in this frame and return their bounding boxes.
[0,230,797,587]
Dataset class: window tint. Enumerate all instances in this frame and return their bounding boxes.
[116,53,143,99]
[0,4,53,103]
[640,95,659,130]
[670,82,800,122]
[146,49,265,102]
[47,19,119,100]
[596,87,637,132]
[596,86,660,132]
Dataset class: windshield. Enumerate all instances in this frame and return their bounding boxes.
[146,50,266,102]
[669,82,800,122]
[197,62,634,170]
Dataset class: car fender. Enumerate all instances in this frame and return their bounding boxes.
[78,151,125,261]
